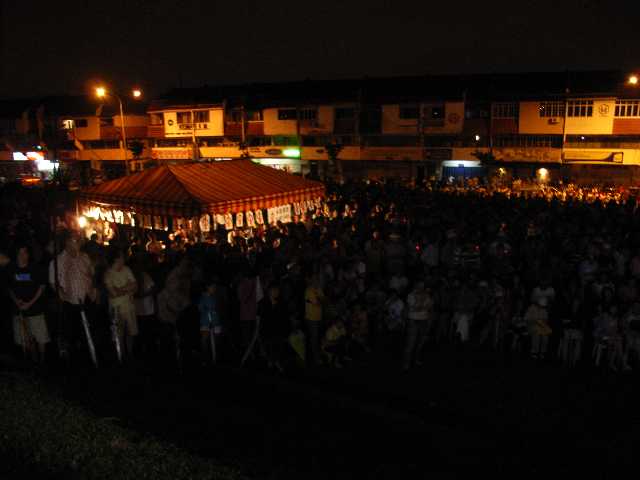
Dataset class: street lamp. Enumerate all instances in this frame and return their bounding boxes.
[628,75,639,86]
[95,86,142,175]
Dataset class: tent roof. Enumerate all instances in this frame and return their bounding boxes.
[79,160,325,217]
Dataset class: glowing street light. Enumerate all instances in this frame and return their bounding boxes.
[94,86,143,175]
[629,75,639,86]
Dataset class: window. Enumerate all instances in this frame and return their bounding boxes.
[493,134,562,148]
[302,136,331,146]
[430,105,444,119]
[615,100,640,117]
[149,113,163,125]
[278,109,297,120]
[75,118,88,128]
[298,109,317,121]
[176,112,192,124]
[423,105,445,126]
[272,135,298,146]
[492,103,519,119]
[538,101,564,117]
[193,110,210,123]
[567,100,593,117]
[61,119,74,130]
[247,110,263,121]
[465,105,489,119]
[100,117,114,127]
[84,140,119,149]
[335,107,355,120]
[399,105,419,119]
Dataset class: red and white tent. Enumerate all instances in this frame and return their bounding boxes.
[79,160,325,217]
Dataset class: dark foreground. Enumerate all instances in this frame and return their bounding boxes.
[2,347,639,479]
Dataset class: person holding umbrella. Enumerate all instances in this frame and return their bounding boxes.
[9,245,49,364]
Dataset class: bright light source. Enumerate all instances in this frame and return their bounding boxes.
[132,89,142,98]
[498,167,506,176]
[36,160,56,172]
[474,135,480,141]
[77,216,87,228]
[629,75,639,85]
[96,87,106,98]
[581,136,585,140]
[537,168,549,182]
[283,148,301,158]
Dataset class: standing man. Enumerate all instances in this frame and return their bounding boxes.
[9,245,49,363]
[49,232,95,360]
[104,249,138,358]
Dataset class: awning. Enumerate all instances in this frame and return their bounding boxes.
[79,160,325,216]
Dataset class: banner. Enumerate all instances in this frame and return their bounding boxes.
[236,212,244,228]
[246,211,255,228]
[268,204,292,224]
[224,213,234,230]
[216,214,225,225]
[199,214,211,232]
[255,210,264,225]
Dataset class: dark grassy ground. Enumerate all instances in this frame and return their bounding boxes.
[2,344,640,479]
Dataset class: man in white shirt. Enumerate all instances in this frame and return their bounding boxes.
[49,232,95,359]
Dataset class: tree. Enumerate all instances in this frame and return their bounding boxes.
[473,150,506,186]
[324,142,344,183]
[128,140,144,160]
[472,149,498,166]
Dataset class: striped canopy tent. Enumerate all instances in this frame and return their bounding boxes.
[78,160,325,217]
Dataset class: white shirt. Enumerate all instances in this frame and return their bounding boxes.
[49,250,93,305]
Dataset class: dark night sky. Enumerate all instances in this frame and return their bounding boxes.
[1,0,638,98]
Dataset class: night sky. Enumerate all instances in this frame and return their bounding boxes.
[1,0,639,98]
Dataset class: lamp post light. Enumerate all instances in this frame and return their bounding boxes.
[95,87,142,176]
[628,75,639,86]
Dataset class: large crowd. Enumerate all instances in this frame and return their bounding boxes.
[3,178,640,375]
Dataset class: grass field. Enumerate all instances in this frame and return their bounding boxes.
[1,345,639,479]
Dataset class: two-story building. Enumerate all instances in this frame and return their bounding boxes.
[38,96,150,177]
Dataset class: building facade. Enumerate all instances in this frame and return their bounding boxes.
[2,71,640,184]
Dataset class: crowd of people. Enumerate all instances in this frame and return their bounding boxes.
[3,178,640,376]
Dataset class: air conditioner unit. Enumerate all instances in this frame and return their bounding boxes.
[548,118,559,125]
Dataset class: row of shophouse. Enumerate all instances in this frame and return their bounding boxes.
[2,70,640,183]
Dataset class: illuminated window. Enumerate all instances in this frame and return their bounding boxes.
[538,101,564,117]
[278,109,297,120]
[615,100,640,117]
[567,100,593,117]
[176,112,192,124]
[193,110,210,123]
[492,102,519,119]
[61,119,74,130]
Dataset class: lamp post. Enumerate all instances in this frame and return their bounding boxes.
[95,87,142,176]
